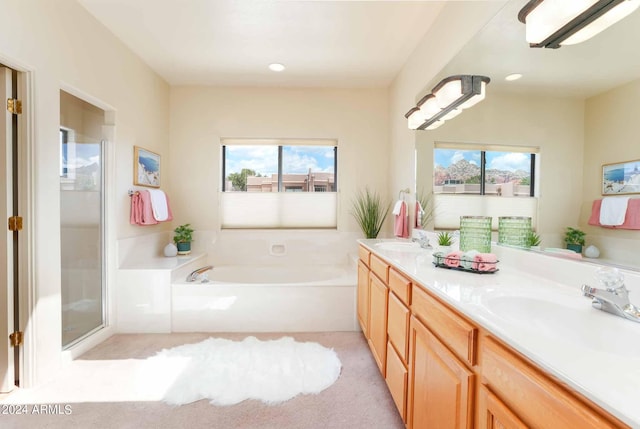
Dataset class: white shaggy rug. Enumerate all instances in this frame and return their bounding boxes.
[151,336,342,406]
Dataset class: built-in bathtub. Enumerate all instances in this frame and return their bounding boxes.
[171,264,358,332]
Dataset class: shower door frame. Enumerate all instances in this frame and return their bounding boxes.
[58,84,117,360]
[59,86,117,354]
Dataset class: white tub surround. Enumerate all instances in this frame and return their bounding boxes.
[172,265,357,332]
[360,239,640,427]
[116,232,208,333]
[116,230,359,333]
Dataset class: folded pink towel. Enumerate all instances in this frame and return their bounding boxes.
[444,251,464,268]
[473,253,498,272]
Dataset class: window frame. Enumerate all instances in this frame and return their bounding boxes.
[219,138,339,229]
[434,144,537,198]
[221,143,337,193]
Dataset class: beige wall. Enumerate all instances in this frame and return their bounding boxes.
[168,86,388,235]
[581,78,640,267]
[414,91,585,247]
[388,1,507,235]
[0,0,169,385]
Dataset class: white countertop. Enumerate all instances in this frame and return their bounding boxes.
[359,238,640,428]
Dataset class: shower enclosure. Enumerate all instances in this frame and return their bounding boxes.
[60,91,105,348]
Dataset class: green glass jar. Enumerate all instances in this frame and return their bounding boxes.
[498,216,532,249]
[459,216,492,253]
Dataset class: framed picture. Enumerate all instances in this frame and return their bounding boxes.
[602,159,640,195]
[134,146,161,188]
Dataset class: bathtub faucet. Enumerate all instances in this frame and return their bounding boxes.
[186,265,214,282]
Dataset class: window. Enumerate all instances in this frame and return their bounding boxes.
[223,144,336,193]
[220,139,338,229]
[434,146,535,197]
[431,142,539,230]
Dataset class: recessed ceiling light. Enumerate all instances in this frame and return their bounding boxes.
[505,73,523,81]
[269,63,286,72]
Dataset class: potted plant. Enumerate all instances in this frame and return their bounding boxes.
[564,227,585,254]
[173,223,194,255]
[436,231,454,252]
[351,188,390,239]
[526,230,541,250]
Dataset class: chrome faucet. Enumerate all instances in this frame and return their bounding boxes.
[581,267,640,323]
[412,231,431,249]
[186,265,213,282]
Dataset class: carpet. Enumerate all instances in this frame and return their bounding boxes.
[151,336,342,406]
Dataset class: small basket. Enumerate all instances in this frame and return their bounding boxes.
[432,254,499,274]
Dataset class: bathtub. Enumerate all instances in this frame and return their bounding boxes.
[171,264,358,332]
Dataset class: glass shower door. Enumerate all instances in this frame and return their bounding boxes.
[60,92,105,348]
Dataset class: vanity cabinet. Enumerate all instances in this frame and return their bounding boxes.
[357,243,630,429]
[479,336,623,429]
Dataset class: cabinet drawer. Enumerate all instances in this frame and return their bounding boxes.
[388,268,411,305]
[358,245,371,267]
[386,342,407,423]
[387,291,410,363]
[411,284,477,366]
[482,337,625,429]
[370,254,389,284]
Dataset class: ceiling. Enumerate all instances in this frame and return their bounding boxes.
[433,0,640,99]
[77,0,455,87]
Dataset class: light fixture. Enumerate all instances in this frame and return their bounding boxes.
[268,63,286,72]
[404,75,490,131]
[505,73,523,81]
[518,0,640,49]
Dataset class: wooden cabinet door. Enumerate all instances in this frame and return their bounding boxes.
[368,273,388,376]
[387,291,410,363]
[478,385,527,429]
[407,315,474,429]
[386,342,408,423]
[357,260,370,337]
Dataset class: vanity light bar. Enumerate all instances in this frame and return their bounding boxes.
[405,75,490,131]
[518,0,640,49]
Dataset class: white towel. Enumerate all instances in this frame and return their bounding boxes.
[148,189,169,221]
[392,200,403,215]
[599,196,630,226]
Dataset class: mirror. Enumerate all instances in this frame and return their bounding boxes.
[415,0,640,270]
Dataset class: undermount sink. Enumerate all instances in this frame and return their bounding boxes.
[482,293,640,357]
[375,242,424,252]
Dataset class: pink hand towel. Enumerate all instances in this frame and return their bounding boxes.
[473,253,498,272]
[138,190,159,225]
[130,192,141,225]
[444,251,463,268]
[394,201,409,238]
[588,199,640,230]
[130,190,173,226]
